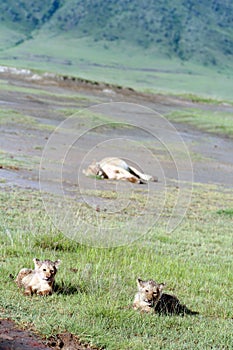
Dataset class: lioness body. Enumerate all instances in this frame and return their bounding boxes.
[83,157,158,184]
[16,258,60,296]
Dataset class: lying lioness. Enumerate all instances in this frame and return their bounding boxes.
[83,157,158,184]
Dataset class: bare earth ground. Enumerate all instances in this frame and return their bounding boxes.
[0,319,99,350]
[0,70,233,349]
[0,70,232,192]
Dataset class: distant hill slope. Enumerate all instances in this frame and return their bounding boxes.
[1,0,233,67]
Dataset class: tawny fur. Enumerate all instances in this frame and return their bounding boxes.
[83,157,158,184]
[16,258,60,296]
[133,278,165,313]
[133,278,199,315]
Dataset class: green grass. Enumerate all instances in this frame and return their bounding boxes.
[0,109,36,125]
[166,108,233,138]
[0,185,232,349]
[0,24,27,50]
[1,0,233,69]
[0,149,34,170]
[1,34,233,102]
[216,208,233,217]
[174,93,233,106]
[0,108,55,131]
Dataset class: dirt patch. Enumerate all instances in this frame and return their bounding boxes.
[47,333,101,350]
[0,318,50,350]
[0,319,100,350]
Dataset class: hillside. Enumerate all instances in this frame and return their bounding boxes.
[1,0,233,66]
[0,0,232,99]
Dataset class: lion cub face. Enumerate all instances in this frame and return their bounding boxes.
[33,258,60,282]
[137,278,164,306]
[133,278,165,312]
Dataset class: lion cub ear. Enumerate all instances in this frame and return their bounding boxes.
[54,260,61,268]
[158,283,166,291]
[33,258,42,268]
[137,278,144,287]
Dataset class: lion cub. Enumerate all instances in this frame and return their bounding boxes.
[133,278,198,315]
[133,278,165,313]
[16,258,61,296]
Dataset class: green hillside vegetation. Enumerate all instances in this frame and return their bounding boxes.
[0,0,59,33]
[1,0,233,66]
[0,0,232,99]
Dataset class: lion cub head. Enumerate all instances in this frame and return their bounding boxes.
[33,258,60,282]
[136,278,165,307]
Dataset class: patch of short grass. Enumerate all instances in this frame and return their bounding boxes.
[0,109,36,125]
[0,108,55,131]
[175,93,233,105]
[0,185,232,349]
[0,150,33,170]
[216,208,233,217]
[166,108,233,137]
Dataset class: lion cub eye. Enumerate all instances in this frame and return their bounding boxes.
[153,292,158,295]
[50,270,54,274]
[145,289,149,293]
[43,268,46,271]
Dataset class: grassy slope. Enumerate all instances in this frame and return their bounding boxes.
[0,186,232,349]
[166,108,233,138]
[0,33,233,101]
[0,0,232,101]
[0,25,27,51]
[1,0,232,66]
